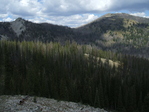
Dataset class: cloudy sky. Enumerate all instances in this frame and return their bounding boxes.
[0,0,149,27]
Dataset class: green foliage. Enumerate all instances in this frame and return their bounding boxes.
[0,40,149,112]
[142,93,149,112]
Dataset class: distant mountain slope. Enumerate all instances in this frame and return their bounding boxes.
[0,22,17,40]
[0,18,75,42]
[77,13,149,28]
[74,13,149,58]
[0,13,149,58]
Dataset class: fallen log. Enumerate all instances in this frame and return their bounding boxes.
[19,96,29,105]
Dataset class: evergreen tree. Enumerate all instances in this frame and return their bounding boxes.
[142,93,149,112]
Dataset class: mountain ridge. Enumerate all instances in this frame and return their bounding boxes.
[74,13,149,58]
[0,13,149,58]
[76,13,149,28]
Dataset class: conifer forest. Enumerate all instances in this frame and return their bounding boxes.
[0,40,149,112]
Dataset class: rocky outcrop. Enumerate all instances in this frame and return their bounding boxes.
[0,95,108,112]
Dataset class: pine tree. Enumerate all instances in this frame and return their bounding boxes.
[117,87,126,112]
[142,93,149,112]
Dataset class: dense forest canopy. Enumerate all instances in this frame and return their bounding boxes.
[0,40,149,112]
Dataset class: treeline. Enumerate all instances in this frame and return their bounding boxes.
[0,40,149,112]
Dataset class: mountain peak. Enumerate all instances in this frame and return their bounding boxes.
[15,17,25,21]
[100,13,149,23]
[102,13,129,17]
[11,17,26,37]
[78,13,149,28]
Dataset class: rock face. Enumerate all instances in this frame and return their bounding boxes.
[0,95,108,112]
[11,18,26,37]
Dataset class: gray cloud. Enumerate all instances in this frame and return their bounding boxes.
[0,0,10,13]
[0,0,149,27]
[8,0,41,17]
[28,14,98,27]
[41,0,149,16]
[42,0,112,16]
[109,0,149,12]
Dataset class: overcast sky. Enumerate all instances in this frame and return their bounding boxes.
[0,0,149,27]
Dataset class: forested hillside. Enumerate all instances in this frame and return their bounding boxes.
[0,40,149,112]
[75,13,149,58]
[1,13,149,58]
